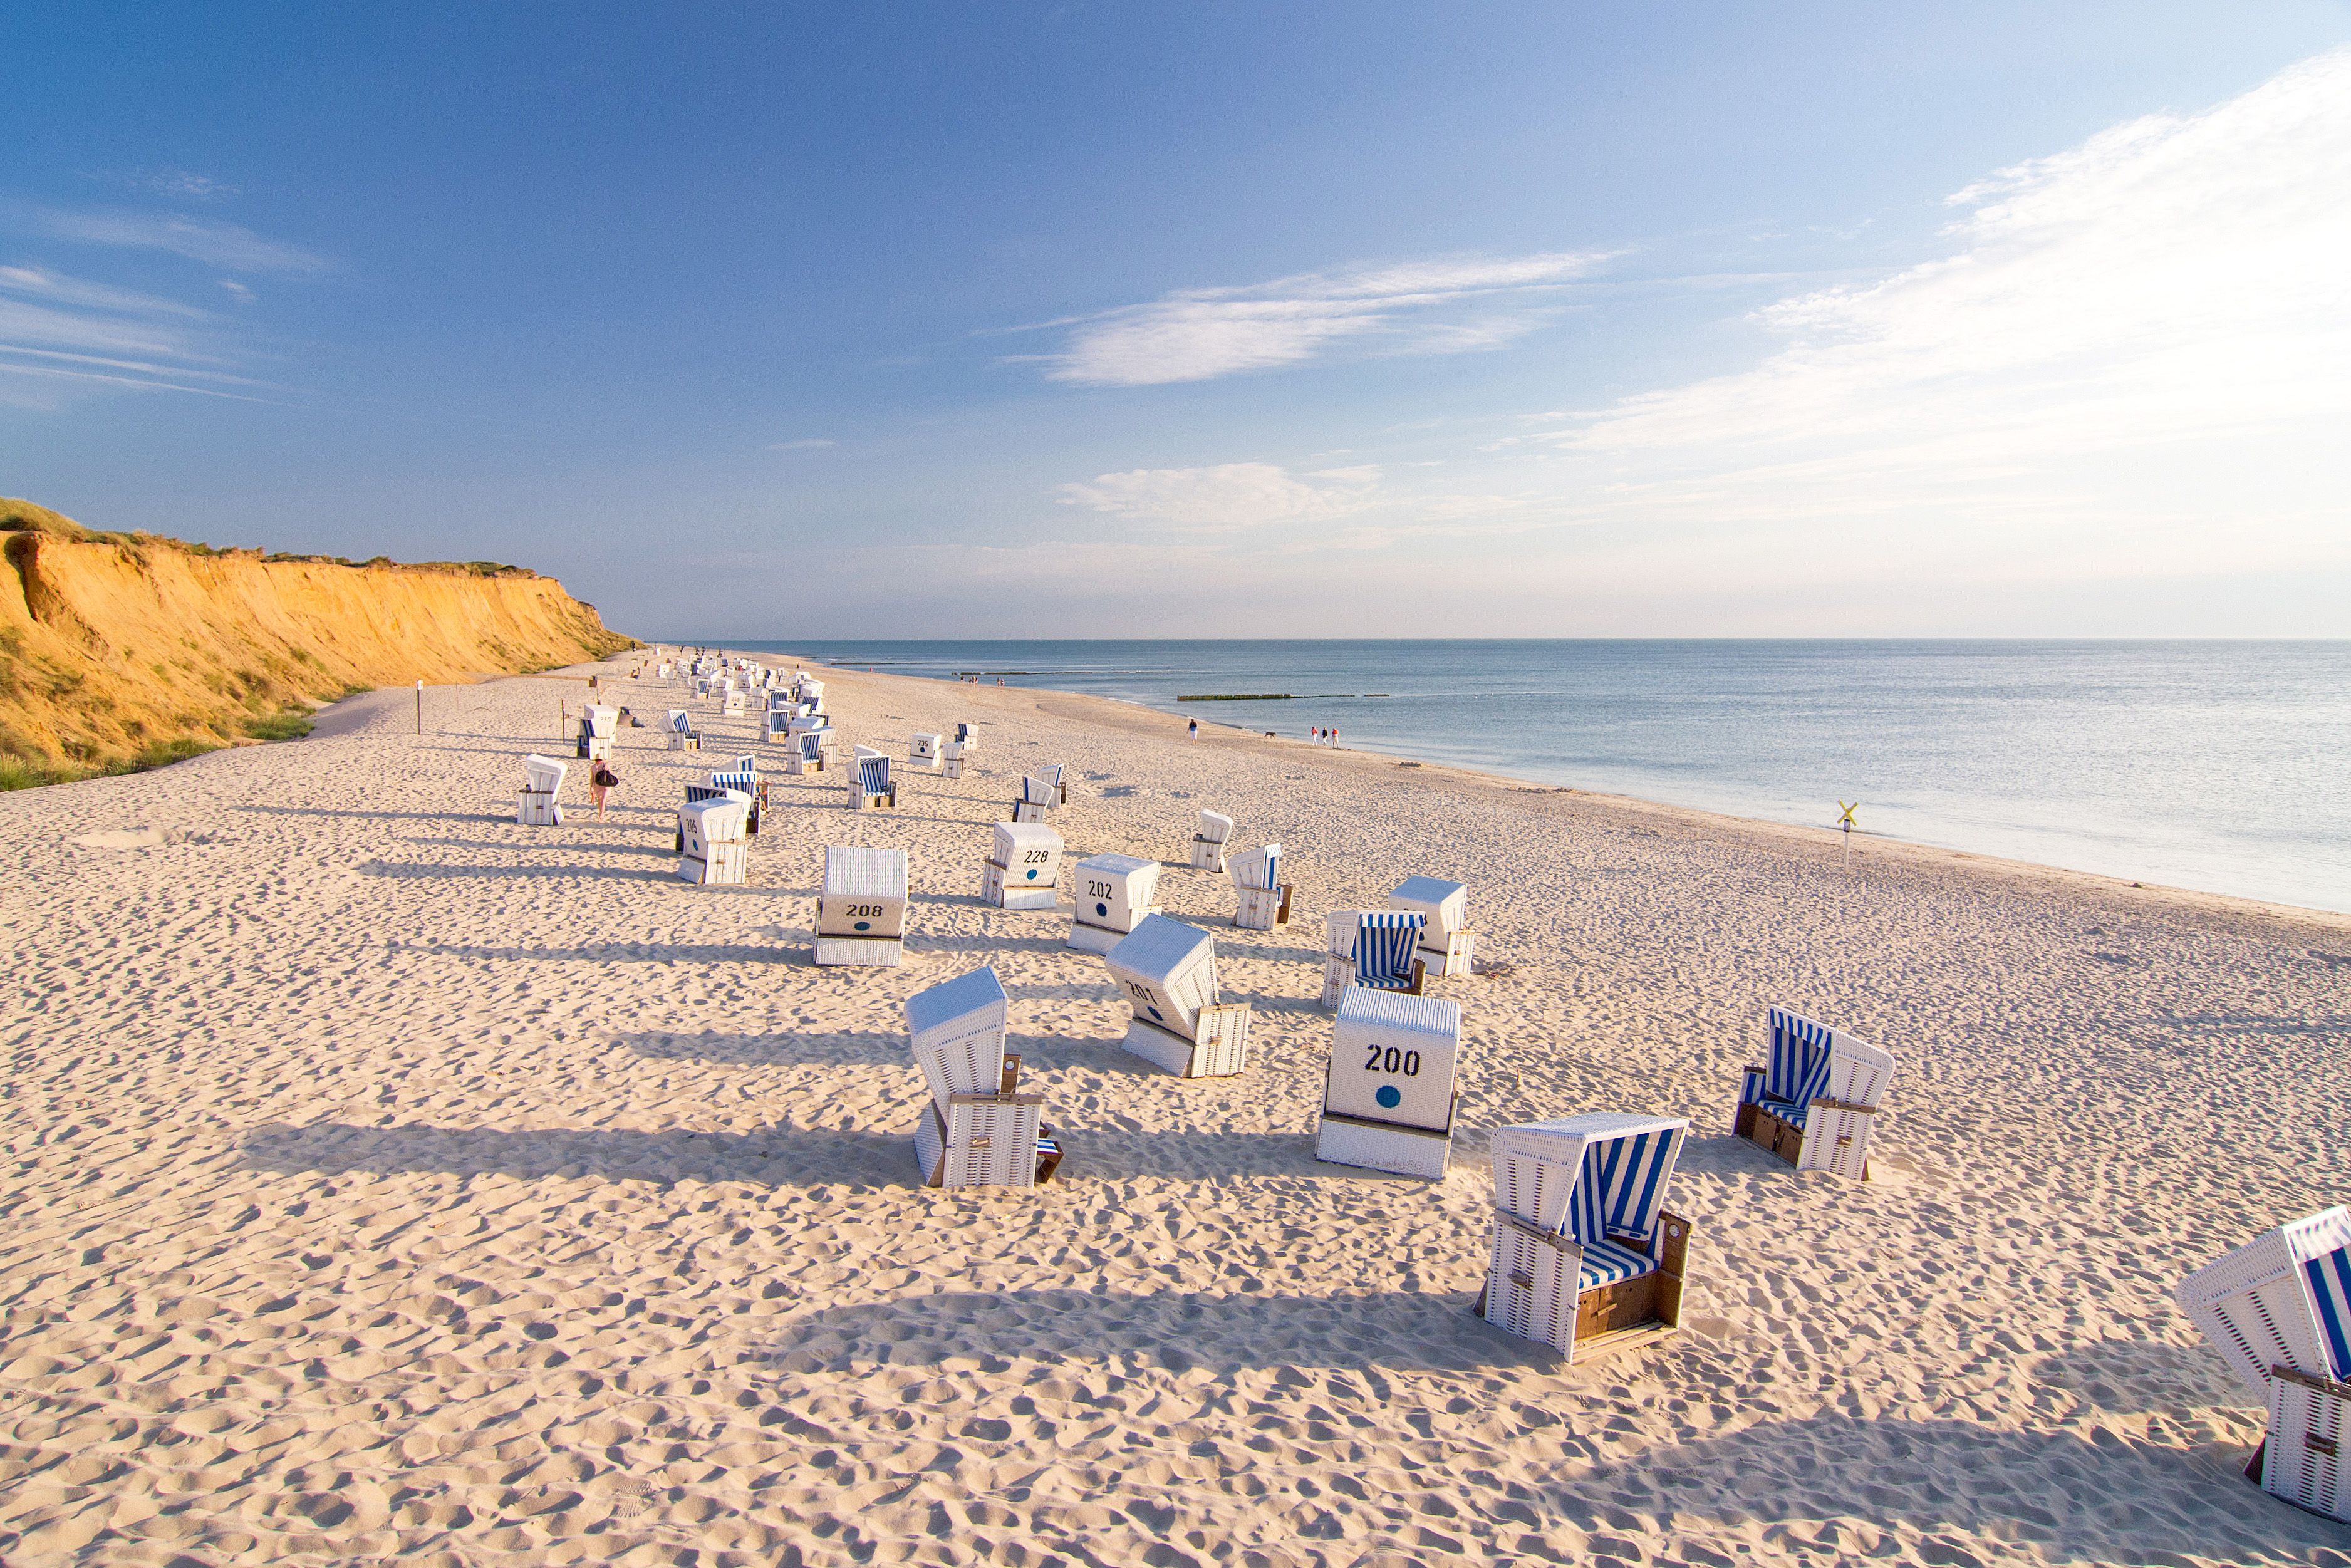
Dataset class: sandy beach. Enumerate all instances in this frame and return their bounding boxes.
[3,652,2347,1567]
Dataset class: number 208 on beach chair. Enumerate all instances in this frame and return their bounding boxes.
[1477,1113,1694,1363]
[2176,1207,2351,1522]
[814,845,908,967]
[1733,1006,1895,1179]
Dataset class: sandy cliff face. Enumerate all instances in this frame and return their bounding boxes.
[1,498,633,777]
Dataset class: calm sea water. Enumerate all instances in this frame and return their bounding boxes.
[729,640,2351,915]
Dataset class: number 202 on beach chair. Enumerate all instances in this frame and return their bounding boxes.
[982,821,1062,911]
[518,754,566,826]
[814,845,908,967]
[2176,1207,2351,1522]
[1314,989,1461,1178]
[1477,1113,1694,1363]
[1319,911,1426,1008]
[1733,1006,1895,1179]
[1228,843,1293,931]
[905,965,1062,1190]
[1104,915,1252,1079]
[1190,811,1234,873]
[1067,853,1161,955]
[1389,876,1475,979]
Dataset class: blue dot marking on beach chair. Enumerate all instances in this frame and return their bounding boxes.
[854,920,871,931]
[1376,1084,1401,1109]
[1147,1005,1163,1021]
[1026,868,1040,880]
[1096,901,1109,916]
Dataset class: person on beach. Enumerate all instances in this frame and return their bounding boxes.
[588,759,618,818]
[1331,728,1340,749]
[1189,718,1198,739]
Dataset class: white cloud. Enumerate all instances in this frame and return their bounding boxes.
[0,262,275,407]
[1536,48,2351,586]
[1041,252,1606,386]
[1056,462,1381,529]
[17,205,330,274]
[768,438,838,450]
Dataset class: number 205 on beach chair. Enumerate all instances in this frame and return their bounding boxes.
[814,845,908,967]
[1733,1006,1895,1179]
[677,795,749,886]
[1477,1113,1694,1363]
[2176,1207,2351,1522]
[1104,915,1252,1079]
[982,821,1062,911]
[1314,989,1461,1178]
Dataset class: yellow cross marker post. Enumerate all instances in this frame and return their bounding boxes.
[1838,801,1859,869]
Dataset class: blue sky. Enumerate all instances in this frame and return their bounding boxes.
[4,3,2348,637]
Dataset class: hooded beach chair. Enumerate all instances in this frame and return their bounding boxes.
[1389,876,1476,979]
[941,738,966,779]
[954,721,978,750]
[1315,988,1463,1178]
[665,709,698,751]
[1477,1113,1694,1363]
[517,754,566,826]
[983,821,1063,911]
[723,687,747,716]
[814,844,908,967]
[903,965,1063,1190]
[1105,915,1252,1079]
[710,766,764,834]
[1733,1007,1896,1179]
[764,707,793,745]
[1320,911,1427,1007]
[677,794,750,885]
[1012,773,1057,824]
[786,727,831,776]
[1041,762,1067,805]
[1067,853,1162,955]
[1190,810,1234,873]
[1228,843,1292,931]
[576,704,617,761]
[848,750,898,811]
[909,733,943,774]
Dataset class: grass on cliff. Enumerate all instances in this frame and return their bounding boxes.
[0,703,328,791]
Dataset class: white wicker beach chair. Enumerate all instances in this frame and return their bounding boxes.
[909,733,943,774]
[1389,876,1476,979]
[1190,810,1235,873]
[1041,762,1067,804]
[665,709,699,752]
[814,844,908,967]
[576,704,617,761]
[1012,773,1057,824]
[709,767,764,834]
[518,754,566,826]
[1314,988,1461,1178]
[724,689,747,715]
[848,751,898,811]
[941,738,965,779]
[1734,1007,1896,1179]
[1104,915,1252,1079]
[677,794,749,885]
[764,708,792,744]
[1320,911,1426,1008]
[1477,1113,1694,1362]
[785,727,829,775]
[1067,853,1162,955]
[903,965,1062,1188]
[983,821,1063,911]
[1228,843,1292,931]
[955,722,977,750]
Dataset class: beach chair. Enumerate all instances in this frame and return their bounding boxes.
[665,709,700,750]
[1041,762,1067,805]
[517,754,566,826]
[786,727,829,776]
[814,844,908,967]
[903,965,1064,1189]
[1190,810,1234,873]
[1319,911,1426,1007]
[983,821,1063,911]
[576,704,616,761]
[1389,876,1476,979]
[1733,1007,1896,1179]
[764,707,793,745]
[710,767,764,834]
[1476,1113,1694,1363]
[723,688,747,716]
[677,794,749,885]
[1229,843,1293,931]
[909,734,943,774]
[1012,774,1056,824]
[955,721,978,750]
[848,751,898,811]
[1105,915,1252,1079]
[942,739,965,779]
[1067,853,1162,955]
[1314,988,1463,1178]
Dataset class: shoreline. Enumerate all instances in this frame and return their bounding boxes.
[755,645,2351,940]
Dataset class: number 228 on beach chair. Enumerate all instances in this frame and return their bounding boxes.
[1733,1007,1896,1179]
[982,821,1062,911]
[1477,1113,1694,1363]
[2176,1208,2351,1522]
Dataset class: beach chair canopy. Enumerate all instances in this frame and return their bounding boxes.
[1041,762,1064,789]
[1104,915,1219,1037]
[1352,912,1426,989]
[1228,843,1282,892]
[956,722,975,742]
[665,710,693,734]
[1490,1113,1690,1287]
[522,754,568,792]
[905,965,1009,1106]
[1196,810,1235,844]
[729,754,757,775]
[1389,877,1467,940]
[1750,1007,1896,1126]
[709,769,757,796]
[2177,1206,2351,1389]
[796,730,827,760]
[1020,774,1056,807]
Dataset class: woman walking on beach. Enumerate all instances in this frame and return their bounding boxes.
[1189,717,1198,739]
[588,759,619,819]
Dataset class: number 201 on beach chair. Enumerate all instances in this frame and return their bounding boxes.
[1733,1006,1895,1179]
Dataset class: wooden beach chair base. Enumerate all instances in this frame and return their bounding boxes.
[982,862,1060,911]
[1314,1107,1453,1180]
[1233,883,1293,932]
[2262,1366,2351,1522]
[1012,800,1051,823]
[517,790,563,827]
[911,1094,1051,1190]
[677,844,748,885]
[1121,1004,1251,1079]
[1477,1210,1691,1363]
[1734,1096,1876,1180]
[668,733,700,752]
[1419,929,1476,979]
[1189,836,1229,874]
[1066,918,1144,956]
[815,935,905,967]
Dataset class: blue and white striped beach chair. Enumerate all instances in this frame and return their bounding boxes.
[710,767,763,833]
[665,709,698,752]
[1318,910,1428,1006]
[787,726,829,774]
[2177,1208,2351,1521]
[1012,773,1056,824]
[1478,1112,1694,1361]
[1735,1007,1895,1179]
[849,752,896,810]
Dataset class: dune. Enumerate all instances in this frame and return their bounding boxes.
[0,650,2344,1566]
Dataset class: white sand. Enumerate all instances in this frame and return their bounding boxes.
[3,656,2348,1567]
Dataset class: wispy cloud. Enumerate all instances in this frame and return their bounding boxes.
[15,205,330,274]
[1057,462,1383,528]
[768,437,838,450]
[0,263,281,408]
[97,169,242,202]
[1034,252,1607,387]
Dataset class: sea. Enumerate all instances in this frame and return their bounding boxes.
[727,640,2351,916]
